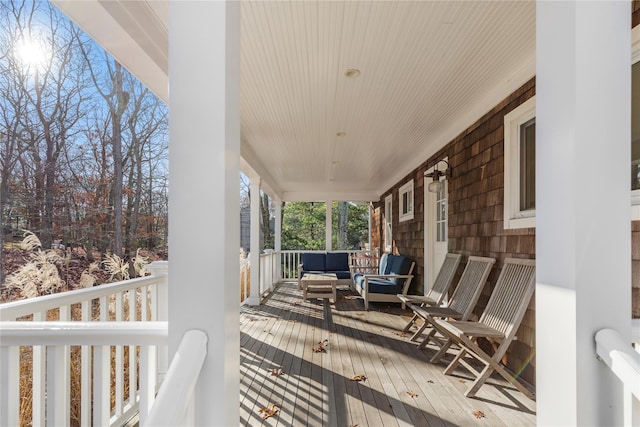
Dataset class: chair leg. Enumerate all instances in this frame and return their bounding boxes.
[443,347,468,375]
[402,313,419,333]
[429,339,452,363]
[411,322,429,342]
[417,328,436,349]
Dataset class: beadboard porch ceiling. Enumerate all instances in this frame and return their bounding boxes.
[51,1,536,202]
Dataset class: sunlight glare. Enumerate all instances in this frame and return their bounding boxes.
[14,36,49,70]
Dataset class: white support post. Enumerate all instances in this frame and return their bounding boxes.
[148,261,169,383]
[326,201,332,251]
[536,2,631,425]
[247,177,262,305]
[275,199,282,282]
[168,2,240,425]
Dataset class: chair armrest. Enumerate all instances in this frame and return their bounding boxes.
[363,274,413,280]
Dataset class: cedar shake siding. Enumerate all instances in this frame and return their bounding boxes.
[370,7,638,387]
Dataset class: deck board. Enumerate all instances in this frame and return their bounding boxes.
[240,282,536,426]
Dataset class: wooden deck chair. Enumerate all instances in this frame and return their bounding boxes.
[397,253,462,334]
[412,256,495,356]
[431,258,535,399]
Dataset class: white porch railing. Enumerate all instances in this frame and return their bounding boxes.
[0,261,168,427]
[143,329,207,426]
[259,250,279,296]
[595,319,640,426]
[280,249,377,281]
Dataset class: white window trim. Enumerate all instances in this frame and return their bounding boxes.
[398,180,414,222]
[504,96,536,230]
[384,194,393,252]
[630,25,640,219]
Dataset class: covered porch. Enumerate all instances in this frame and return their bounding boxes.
[1,1,639,426]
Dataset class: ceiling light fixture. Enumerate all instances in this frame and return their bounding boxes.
[344,68,361,79]
[425,159,452,193]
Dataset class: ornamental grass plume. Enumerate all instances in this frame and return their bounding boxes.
[2,231,65,298]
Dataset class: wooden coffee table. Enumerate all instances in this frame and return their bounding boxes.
[300,273,338,303]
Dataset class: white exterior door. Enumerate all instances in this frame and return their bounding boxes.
[424,173,448,292]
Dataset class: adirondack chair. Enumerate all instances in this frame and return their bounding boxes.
[431,258,536,399]
[397,253,462,334]
[410,256,496,359]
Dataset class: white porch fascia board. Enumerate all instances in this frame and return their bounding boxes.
[240,143,282,200]
[50,0,168,104]
[379,53,536,195]
[282,190,380,203]
[239,156,281,201]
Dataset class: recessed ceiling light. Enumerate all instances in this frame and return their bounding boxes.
[336,132,346,137]
[344,68,361,79]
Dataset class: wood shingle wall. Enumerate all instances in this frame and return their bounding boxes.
[371,6,639,385]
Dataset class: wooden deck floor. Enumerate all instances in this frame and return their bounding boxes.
[240,282,536,426]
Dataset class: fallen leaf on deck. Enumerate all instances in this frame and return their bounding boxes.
[312,339,329,353]
[356,313,365,316]
[427,380,434,384]
[459,379,466,383]
[270,368,285,376]
[406,391,418,398]
[288,319,297,323]
[350,374,367,382]
[473,410,486,419]
[380,357,388,365]
[394,332,407,338]
[258,403,280,419]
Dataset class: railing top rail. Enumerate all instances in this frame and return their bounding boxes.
[595,328,640,400]
[0,274,163,320]
[0,321,168,346]
[143,329,208,426]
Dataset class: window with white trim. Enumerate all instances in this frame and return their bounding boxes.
[398,180,414,222]
[384,194,393,252]
[504,96,536,229]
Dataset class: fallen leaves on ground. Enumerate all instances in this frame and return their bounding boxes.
[459,379,466,383]
[258,403,280,419]
[270,368,284,376]
[473,410,486,419]
[427,380,434,384]
[350,374,367,382]
[394,331,407,338]
[406,391,418,398]
[312,339,329,353]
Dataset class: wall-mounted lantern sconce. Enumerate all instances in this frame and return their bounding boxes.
[425,159,451,193]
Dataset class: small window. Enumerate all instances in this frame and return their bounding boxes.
[398,180,414,222]
[384,194,393,252]
[504,96,536,229]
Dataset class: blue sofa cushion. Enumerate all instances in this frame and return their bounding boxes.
[326,252,349,272]
[379,253,394,275]
[327,270,351,279]
[366,278,403,295]
[301,253,326,273]
[388,255,413,286]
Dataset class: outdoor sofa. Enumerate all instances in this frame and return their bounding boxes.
[297,252,353,289]
[351,253,415,310]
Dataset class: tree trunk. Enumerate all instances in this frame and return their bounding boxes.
[337,201,349,249]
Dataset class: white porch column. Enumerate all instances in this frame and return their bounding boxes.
[536,2,631,425]
[168,2,240,425]
[246,177,262,305]
[326,201,332,251]
[274,198,282,281]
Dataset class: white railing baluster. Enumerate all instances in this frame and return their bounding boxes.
[139,344,157,426]
[0,346,20,427]
[141,286,148,322]
[32,311,46,427]
[128,289,137,407]
[54,305,71,426]
[115,292,124,417]
[81,301,91,427]
[94,296,111,426]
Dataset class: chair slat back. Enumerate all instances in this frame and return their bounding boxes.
[480,258,536,336]
[426,253,462,305]
[448,256,496,318]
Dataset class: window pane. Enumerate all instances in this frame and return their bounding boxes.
[520,118,536,211]
[632,62,640,190]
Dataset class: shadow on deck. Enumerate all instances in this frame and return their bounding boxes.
[240,282,536,427]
